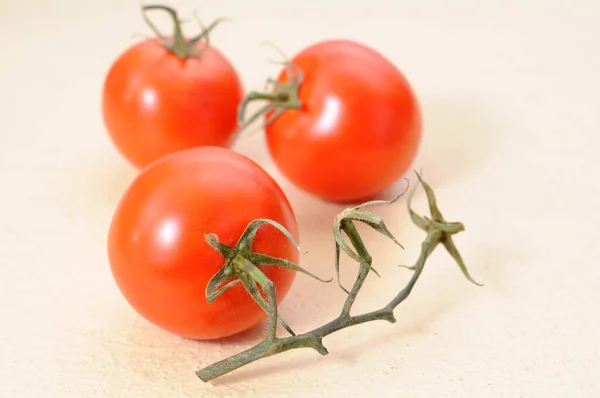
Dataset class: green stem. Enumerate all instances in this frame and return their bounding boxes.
[196,172,481,383]
[197,334,329,383]
[235,50,304,134]
[141,4,227,59]
[196,219,407,382]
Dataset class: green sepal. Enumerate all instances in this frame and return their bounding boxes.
[331,183,409,293]
[205,233,237,259]
[344,211,404,249]
[206,275,241,303]
[237,271,296,336]
[252,253,332,283]
[405,170,483,286]
[237,219,305,254]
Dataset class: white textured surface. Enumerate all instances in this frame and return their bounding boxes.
[1,0,599,396]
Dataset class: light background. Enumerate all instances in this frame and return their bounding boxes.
[1,0,598,396]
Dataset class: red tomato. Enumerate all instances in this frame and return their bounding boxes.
[102,33,243,169]
[107,147,298,340]
[262,40,421,203]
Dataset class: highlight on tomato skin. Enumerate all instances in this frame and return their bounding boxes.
[101,5,244,170]
[243,39,423,203]
[106,146,299,340]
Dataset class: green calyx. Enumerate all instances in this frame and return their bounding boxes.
[204,219,331,339]
[141,4,228,59]
[332,183,409,294]
[399,171,483,286]
[235,45,304,135]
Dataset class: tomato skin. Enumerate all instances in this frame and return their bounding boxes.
[265,39,422,203]
[107,147,298,340]
[102,39,243,169]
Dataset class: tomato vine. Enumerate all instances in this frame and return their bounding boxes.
[195,172,482,382]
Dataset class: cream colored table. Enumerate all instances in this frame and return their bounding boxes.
[1,0,598,396]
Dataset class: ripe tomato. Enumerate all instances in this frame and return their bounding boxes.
[107,146,298,340]
[102,7,243,169]
[252,40,421,203]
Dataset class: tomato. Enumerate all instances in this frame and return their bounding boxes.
[107,146,299,340]
[102,6,243,169]
[245,39,422,203]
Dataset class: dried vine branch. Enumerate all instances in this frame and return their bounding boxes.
[196,172,482,382]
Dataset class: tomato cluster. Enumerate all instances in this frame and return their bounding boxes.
[103,5,422,340]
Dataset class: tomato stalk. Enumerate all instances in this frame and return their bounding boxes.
[196,172,483,382]
[141,4,228,59]
[235,58,304,133]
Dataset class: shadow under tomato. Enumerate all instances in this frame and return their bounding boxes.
[205,318,268,345]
